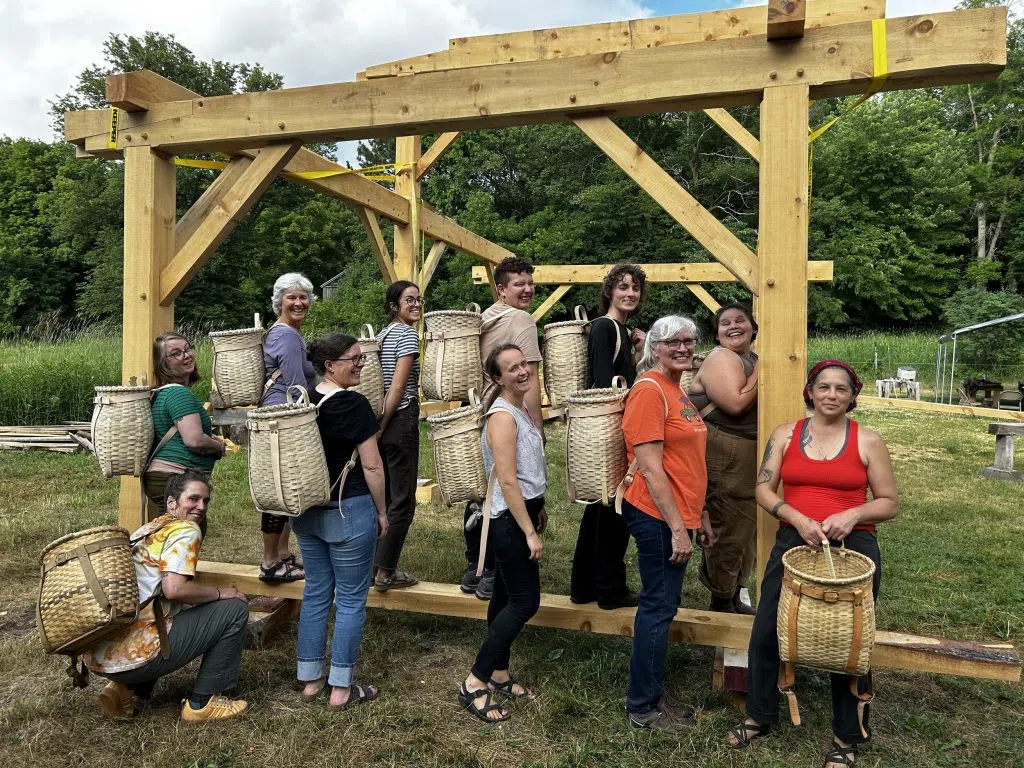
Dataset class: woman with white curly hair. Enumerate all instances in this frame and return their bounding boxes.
[258,272,318,583]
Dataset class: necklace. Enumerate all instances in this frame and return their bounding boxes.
[805,423,844,460]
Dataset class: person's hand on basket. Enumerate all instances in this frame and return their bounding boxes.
[669,525,693,565]
[821,509,859,542]
[793,514,828,550]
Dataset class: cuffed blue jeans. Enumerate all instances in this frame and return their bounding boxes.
[293,494,377,688]
[622,499,690,715]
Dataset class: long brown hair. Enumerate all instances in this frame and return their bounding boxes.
[153,332,199,387]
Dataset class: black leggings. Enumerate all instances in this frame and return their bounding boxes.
[470,497,544,681]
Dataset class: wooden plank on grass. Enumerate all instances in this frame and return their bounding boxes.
[859,395,1024,422]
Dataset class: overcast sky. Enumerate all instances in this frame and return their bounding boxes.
[1,0,957,158]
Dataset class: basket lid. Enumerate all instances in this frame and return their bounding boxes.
[209,327,263,338]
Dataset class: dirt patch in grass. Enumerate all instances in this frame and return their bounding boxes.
[0,602,36,642]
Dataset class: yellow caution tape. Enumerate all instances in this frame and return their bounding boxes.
[173,156,406,184]
[107,108,119,150]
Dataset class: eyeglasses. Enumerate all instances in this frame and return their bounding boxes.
[402,297,425,306]
[166,346,194,360]
[334,353,367,366]
[658,338,697,350]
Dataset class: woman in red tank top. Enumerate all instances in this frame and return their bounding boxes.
[726,361,899,768]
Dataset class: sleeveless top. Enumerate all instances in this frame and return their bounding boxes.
[687,349,758,439]
[779,418,874,532]
[481,397,547,516]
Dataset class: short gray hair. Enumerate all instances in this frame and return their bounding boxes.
[637,314,699,374]
[271,273,316,316]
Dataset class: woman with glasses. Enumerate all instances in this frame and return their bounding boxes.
[295,333,388,711]
[143,333,227,516]
[373,280,424,592]
[259,272,318,583]
[620,315,715,733]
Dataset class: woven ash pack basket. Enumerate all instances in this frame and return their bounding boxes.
[349,323,385,417]
[36,526,138,656]
[210,327,265,408]
[543,306,590,411]
[427,390,487,505]
[565,376,629,505]
[246,386,330,517]
[422,304,483,402]
[91,381,155,478]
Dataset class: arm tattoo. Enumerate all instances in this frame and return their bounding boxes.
[757,437,775,485]
[769,500,786,519]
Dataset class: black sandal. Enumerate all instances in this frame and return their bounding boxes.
[488,677,535,700]
[259,560,304,583]
[823,741,859,767]
[458,682,509,723]
[727,719,772,748]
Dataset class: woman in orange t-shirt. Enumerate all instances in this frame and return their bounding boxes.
[619,314,715,733]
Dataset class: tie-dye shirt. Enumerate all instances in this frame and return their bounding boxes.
[84,513,202,674]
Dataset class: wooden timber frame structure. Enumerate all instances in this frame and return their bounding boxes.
[63,0,1020,682]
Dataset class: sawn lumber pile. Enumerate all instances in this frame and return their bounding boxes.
[0,424,92,454]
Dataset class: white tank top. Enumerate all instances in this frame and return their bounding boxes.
[481,397,547,516]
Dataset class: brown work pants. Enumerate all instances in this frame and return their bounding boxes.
[698,423,758,599]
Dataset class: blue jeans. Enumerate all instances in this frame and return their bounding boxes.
[293,495,378,688]
[623,499,689,715]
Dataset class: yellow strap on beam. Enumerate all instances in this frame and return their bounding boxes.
[175,158,227,170]
[107,108,119,150]
[173,157,406,183]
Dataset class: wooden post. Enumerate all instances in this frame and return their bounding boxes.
[756,85,809,592]
[394,137,422,282]
[120,147,176,530]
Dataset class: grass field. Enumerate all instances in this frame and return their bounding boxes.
[1,402,1022,767]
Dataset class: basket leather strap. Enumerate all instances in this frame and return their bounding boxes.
[475,467,498,578]
[151,597,171,660]
[75,541,112,614]
[259,368,283,405]
[431,420,483,440]
[778,662,801,726]
[44,537,128,571]
[328,448,360,510]
[787,586,801,666]
[268,422,289,514]
[846,591,865,675]
[850,671,874,739]
[613,378,670,515]
[782,576,864,604]
[90,399,112,478]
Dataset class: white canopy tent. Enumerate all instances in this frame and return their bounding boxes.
[935,313,1024,404]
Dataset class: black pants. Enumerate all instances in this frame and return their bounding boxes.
[747,526,882,744]
[471,498,543,680]
[375,403,420,571]
[569,502,631,603]
[464,502,496,572]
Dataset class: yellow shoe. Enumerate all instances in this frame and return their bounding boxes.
[180,695,249,723]
[98,681,134,718]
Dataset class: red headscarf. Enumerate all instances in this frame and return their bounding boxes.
[803,359,863,411]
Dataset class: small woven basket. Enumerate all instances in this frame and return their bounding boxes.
[246,386,330,517]
[543,306,590,410]
[350,323,385,417]
[91,385,154,478]
[37,526,139,655]
[778,543,876,676]
[427,391,486,505]
[422,305,482,402]
[210,327,265,408]
[565,377,629,505]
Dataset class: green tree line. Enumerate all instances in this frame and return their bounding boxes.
[2,1,1023,352]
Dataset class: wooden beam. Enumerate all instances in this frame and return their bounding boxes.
[474,262,831,285]
[703,108,760,163]
[531,285,572,322]
[160,144,300,305]
[859,395,1024,422]
[687,284,721,312]
[417,132,461,180]
[173,156,253,254]
[483,263,499,302]
[768,0,807,40]
[756,85,809,594]
[575,117,758,290]
[193,566,1021,682]
[419,207,516,265]
[106,70,197,112]
[419,241,448,291]
[120,147,176,530]
[394,137,422,282]
[360,0,885,79]
[73,9,1006,154]
[357,207,399,284]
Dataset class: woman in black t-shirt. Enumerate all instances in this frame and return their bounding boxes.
[293,333,388,711]
[570,263,647,610]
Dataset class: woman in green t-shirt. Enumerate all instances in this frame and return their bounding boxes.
[143,333,226,513]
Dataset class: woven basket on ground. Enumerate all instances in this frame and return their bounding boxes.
[350,323,385,416]
[778,543,876,676]
[91,385,154,478]
[543,306,590,411]
[565,377,629,505]
[37,526,138,655]
[422,305,482,402]
[210,327,265,408]
[246,386,329,517]
[427,392,486,505]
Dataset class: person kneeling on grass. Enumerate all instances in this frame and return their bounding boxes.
[84,469,250,723]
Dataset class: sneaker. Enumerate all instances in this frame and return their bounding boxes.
[475,570,495,601]
[98,681,134,718]
[629,709,695,733]
[180,695,249,723]
[460,563,481,594]
[598,591,640,610]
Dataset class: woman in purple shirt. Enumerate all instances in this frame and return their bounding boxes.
[258,272,317,583]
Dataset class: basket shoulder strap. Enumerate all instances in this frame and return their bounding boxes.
[480,306,515,330]
[595,315,622,364]
[475,467,498,578]
[613,378,669,515]
[329,447,361,505]
[631,377,670,417]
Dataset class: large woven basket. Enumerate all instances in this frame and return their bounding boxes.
[246,386,329,517]
[91,385,154,478]
[565,377,628,505]
[350,323,385,417]
[678,354,704,393]
[543,306,590,410]
[210,327,265,408]
[427,392,486,505]
[778,543,876,676]
[422,305,482,402]
[37,526,138,655]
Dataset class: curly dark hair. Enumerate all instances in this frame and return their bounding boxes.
[493,257,535,287]
[598,263,647,315]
